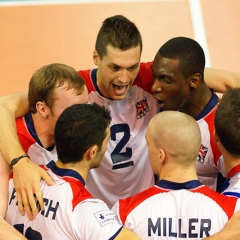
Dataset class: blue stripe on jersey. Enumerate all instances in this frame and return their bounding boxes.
[157,179,203,190]
[108,226,123,240]
[220,178,230,193]
[223,191,240,198]
[46,160,85,185]
[91,68,106,97]
[195,91,218,121]
[24,112,55,151]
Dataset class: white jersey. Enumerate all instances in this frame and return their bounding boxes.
[112,179,240,240]
[221,164,240,198]
[16,113,57,165]
[79,63,158,207]
[195,93,226,190]
[6,161,122,240]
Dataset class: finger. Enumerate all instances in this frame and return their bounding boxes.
[35,190,44,212]
[27,194,39,218]
[21,190,33,220]
[41,168,55,186]
[16,190,25,216]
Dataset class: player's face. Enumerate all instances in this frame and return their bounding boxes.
[92,127,111,168]
[93,45,141,100]
[151,54,190,111]
[49,84,89,136]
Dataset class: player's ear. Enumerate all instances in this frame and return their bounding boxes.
[189,73,201,88]
[85,145,98,161]
[159,149,166,164]
[93,50,100,66]
[36,101,50,118]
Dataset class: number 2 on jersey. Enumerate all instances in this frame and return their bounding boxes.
[110,123,133,169]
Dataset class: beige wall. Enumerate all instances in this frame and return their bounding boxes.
[0,0,239,95]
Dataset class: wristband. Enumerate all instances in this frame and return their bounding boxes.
[10,154,28,168]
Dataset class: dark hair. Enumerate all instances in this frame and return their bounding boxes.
[28,63,85,113]
[54,103,111,163]
[158,37,205,79]
[215,88,240,157]
[95,15,142,59]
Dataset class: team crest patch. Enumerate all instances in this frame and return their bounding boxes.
[94,209,116,226]
[197,144,208,163]
[135,97,150,119]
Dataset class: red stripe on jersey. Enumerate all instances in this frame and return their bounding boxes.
[192,185,237,219]
[133,62,154,95]
[78,69,96,93]
[204,106,221,166]
[41,165,92,211]
[119,184,238,224]
[16,117,36,154]
[119,186,168,224]
[227,164,240,178]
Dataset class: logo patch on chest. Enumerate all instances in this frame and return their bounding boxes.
[197,144,208,163]
[135,97,150,119]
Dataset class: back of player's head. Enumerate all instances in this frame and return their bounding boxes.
[157,37,205,79]
[28,63,85,113]
[147,110,201,165]
[215,88,240,157]
[95,15,142,59]
[54,103,111,164]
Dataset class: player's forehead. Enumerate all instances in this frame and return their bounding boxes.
[104,44,141,68]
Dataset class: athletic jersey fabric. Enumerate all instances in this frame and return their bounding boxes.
[112,179,240,240]
[16,113,57,165]
[195,93,226,190]
[78,63,224,207]
[6,161,122,240]
[221,164,240,198]
[79,62,158,207]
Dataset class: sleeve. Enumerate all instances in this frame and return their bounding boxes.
[71,199,122,240]
[111,201,123,225]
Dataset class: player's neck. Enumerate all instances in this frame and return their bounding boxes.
[159,165,198,183]
[223,153,240,176]
[179,83,212,118]
[31,113,54,148]
[55,160,89,183]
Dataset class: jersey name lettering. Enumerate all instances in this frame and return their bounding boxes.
[9,188,59,220]
[148,217,211,238]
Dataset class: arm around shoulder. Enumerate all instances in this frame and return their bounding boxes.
[115,227,141,240]
[205,67,240,93]
[0,92,28,163]
[203,210,240,240]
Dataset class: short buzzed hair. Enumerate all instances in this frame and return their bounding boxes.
[158,37,205,79]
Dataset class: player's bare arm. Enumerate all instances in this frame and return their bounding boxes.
[0,217,27,240]
[0,152,11,218]
[205,67,240,93]
[115,228,140,240]
[203,210,240,240]
[0,153,27,240]
[0,92,54,219]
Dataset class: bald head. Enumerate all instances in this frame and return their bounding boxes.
[147,111,201,165]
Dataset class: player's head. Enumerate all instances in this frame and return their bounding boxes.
[151,37,205,111]
[146,111,201,176]
[28,63,88,114]
[55,103,111,167]
[214,88,240,157]
[93,15,142,100]
[28,63,89,135]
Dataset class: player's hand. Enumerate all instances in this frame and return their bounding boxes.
[204,210,240,240]
[220,210,240,240]
[12,158,55,220]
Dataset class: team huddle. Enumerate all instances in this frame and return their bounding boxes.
[1,15,240,240]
